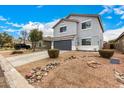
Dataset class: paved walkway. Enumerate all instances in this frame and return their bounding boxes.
[0,55,33,88]
[0,65,9,88]
[7,51,66,67]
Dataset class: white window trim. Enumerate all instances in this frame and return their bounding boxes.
[59,25,67,33]
[81,37,92,46]
[81,19,92,31]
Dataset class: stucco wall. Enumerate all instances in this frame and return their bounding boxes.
[53,15,103,51]
[68,16,103,50]
[54,20,77,37]
[115,36,124,52]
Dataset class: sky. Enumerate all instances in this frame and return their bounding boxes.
[0,5,124,41]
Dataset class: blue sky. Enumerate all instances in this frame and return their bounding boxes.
[0,5,124,41]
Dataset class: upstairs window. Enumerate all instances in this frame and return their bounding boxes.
[82,21,91,29]
[60,26,66,33]
[82,38,91,45]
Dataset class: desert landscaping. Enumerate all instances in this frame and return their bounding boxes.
[16,50,124,88]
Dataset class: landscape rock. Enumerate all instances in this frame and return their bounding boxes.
[114,70,124,84]
[44,72,48,76]
[36,76,42,80]
[25,62,60,84]
[87,60,101,68]
[36,71,41,76]
[25,72,33,79]
[30,70,35,74]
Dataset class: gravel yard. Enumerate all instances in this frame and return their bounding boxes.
[16,50,124,88]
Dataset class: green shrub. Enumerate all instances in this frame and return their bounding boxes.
[48,49,59,58]
[98,49,114,58]
[11,50,23,54]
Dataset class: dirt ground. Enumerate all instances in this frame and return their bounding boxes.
[16,50,124,88]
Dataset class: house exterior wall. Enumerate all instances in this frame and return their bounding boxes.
[115,36,124,52]
[43,41,51,49]
[68,16,103,51]
[54,20,77,37]
[53,15,103,51]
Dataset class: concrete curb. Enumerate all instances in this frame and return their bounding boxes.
[0,55,34,88]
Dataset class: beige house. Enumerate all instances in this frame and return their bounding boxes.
[115,32,124,53]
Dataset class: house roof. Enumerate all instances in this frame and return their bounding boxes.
[52,18,79,28]
[115,32,124,41]
[43,37,53,41]
[53,35,75,41]
[66,14,100,18]
[53,14,104,32]
[43,35,76,41]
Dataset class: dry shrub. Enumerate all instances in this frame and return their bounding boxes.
[98,49,114,58]
[48,49,59,58]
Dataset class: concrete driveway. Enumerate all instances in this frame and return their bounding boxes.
[7,50,66,67]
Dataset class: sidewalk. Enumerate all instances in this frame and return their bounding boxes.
[0,65,9,88]
[7,51,66,67]
[0,55,33,88]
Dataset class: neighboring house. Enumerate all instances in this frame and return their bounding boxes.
[13,39,32,46]
[103,41,110,49]
[115,32,124,53]
[13,37,52,49]
[32,37,52,49]
[52,14,104,51]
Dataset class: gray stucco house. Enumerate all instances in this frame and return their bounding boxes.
[115,32,124,53]
[52,14,104,51]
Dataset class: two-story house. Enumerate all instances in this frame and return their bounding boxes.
[52,14,104,51]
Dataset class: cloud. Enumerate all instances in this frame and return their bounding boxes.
[99,6,113,15]
[3,28,22,32]
[6,21,24,28]
[0,25,6,29]
[22,19,60,37]
[114,8,124,15]
[99,5,124,19]
[103,26,124,41]
[116,21,122,26]
[113,6,124,19]
[121,15,124,19]
[36,5,43,8]
[100,5,124,21]
[0,16,7,21]
[106,16,112,19]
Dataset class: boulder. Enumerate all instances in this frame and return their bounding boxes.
[35,71,41,76]
[36,76,42,80]
[25,72,33,79]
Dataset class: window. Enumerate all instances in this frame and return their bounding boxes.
[82,38,91,45]
[60,26,66,32]
[82,21,91,29]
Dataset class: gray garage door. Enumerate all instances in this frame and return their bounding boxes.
[54,40,72,50]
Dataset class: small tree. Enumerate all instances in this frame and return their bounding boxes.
[29,29,43,51]
[0,33,2,48]
[21,30,28,44]
[18,37,23,43]
[0,32,13,48]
